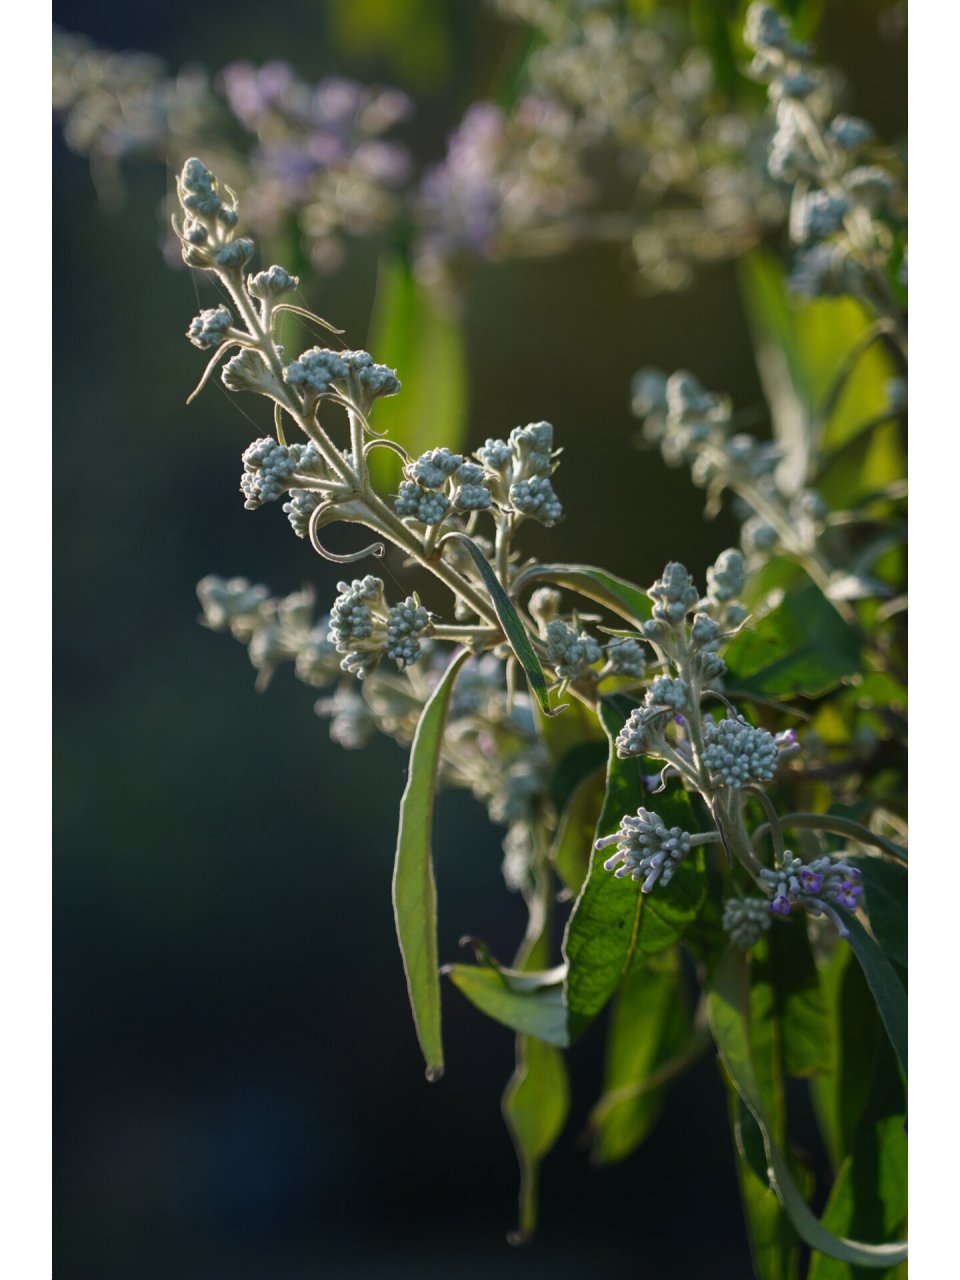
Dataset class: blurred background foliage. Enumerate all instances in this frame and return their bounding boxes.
[53,0,905,1275]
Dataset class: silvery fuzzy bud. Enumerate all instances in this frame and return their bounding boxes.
[222,348,283,396]
[451,462,493,510]
[615,705,668,758]
[646,676,690,712]
[707,549,747,604]
[476,438,512,470]
[510,421,555,479]
[665,371,722,423]
[744,3,792,53]
[723,897,772,949]
[409,448,463,489]
[631,367,669,421]
[196,575,270,638]
[395,481,450,525]
[384,597,430,668]
[595,808,693,893]
[703,716,779,787]
[648,562,700,623]
[741,515,780,556]
[509,475,563,526]
[790,190,849,245]
[545,619,602,681]
[529,588,562,628]
[773,70,817,101]
[187,305,234,350]
[240,437,298,509]
[691,613,721,649]
[283,347,351,398]
[179,156,223,220]
[214,238,255,269]
[827,114,874,151]
[247,264,299,300]
[760,851,863,937]
[605,639,647,679]
[315,686,376,751]
[338,349,401,403]
[294,618,341,686]
[328,575,387,677]
[283,489,323,539]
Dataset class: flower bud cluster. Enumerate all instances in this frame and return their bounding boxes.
[544,618,602,681]
[282,346,401,413]
[632,369,827,567]
[744,4,900,302]
[196,575,271,641]
[722,897,773,949]
[703,715,779,788]
[475,422,564,526]
[187,305,235,350]
[395,448,493,526]
[175,156,241,268]
[603,638,647,679]
[239,437,327,509]
[328,576,429,677]
[760,851,864,937]
[595,808,693,893]
[314,686,377,751]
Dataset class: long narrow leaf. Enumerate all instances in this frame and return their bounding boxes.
[511,563,652,626]
[443,532,565,717]
[707,949,908,1269]
[392,647,470,1080]
[502,1034,570,1244]
[844,916,907,1077]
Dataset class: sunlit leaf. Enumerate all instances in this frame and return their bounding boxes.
[562,702,704,1040]
[725,582,861,699]
[707,949,908,1269]
[511,563,653,627]
[502,1035,570,1244]
[392,647,470,1080]
[444,963,569,1047]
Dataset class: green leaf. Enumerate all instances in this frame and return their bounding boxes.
[550,768,606,897]
[767,916,834,1078]
[589,949,691,1164]
[511,563,652,627]
[365,253,466,490]
[725,582,861,699]
[444,964,569,1047]
[844,917,907,1078]
[443,533,565,718]
[706,949,907,1269]
[728,1091,802,1280]
[808,1026,907,1280]
[846,857,907,968]
[392,647,470,1080]
[502,1034,570,1244]
[562,702,705,1040]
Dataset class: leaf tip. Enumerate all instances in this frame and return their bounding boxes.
[506,1228,532,1248]
[543,701,571,718]
[425,1063,445,1084]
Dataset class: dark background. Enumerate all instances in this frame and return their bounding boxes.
[53,2,906,1276]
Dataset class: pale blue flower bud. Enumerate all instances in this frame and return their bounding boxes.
[509,475,563,525]
[707,549,746,603]
[214,238,255,269]
[395,481,451,525]
[595,807,693,893]
[703,716,778,787]
[385,597,430,668]
[284,347,350,397]
[723,897,772,949]
[187,305,234,351]
[247,264,299,299]
[759,851,863,937]
[545,619,602,680]
[827,114,874,151]
[409,448,463,489]
[791,190,849,244]
[283,489,323,538]
[605,638,647,678]
[648,562,699,623]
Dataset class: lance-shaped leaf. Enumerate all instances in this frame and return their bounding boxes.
[502,1034,570,1245]
[443,963,569,1047]
[847,856,907,968]
[725,582,861,699]
[550,769,606,897]
[707,949,908,1269]
[588,949,692,1164]
[511,563,652,627]
[443,533,565,718]
[392,646,470,1081]
[562,702,705,1040]
[844,916,907,1078]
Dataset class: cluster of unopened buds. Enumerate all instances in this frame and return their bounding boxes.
[744,3,904,305]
